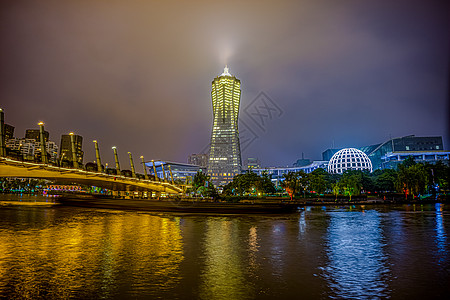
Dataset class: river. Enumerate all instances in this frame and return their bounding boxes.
[0,195,448,299]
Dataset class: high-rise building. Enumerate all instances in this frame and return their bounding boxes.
[60,134,83,165]
[207,66,242,186]
[25,129,49,142]
[188,153,209,168]
[4,124,14,140]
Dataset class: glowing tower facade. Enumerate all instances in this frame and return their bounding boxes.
[207,66,242,186]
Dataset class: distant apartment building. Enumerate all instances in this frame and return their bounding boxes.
[4,124,14,140]
[6,138,58,162]
[188,153,209,169]
[59,134,84,165]
[25,129,49,142]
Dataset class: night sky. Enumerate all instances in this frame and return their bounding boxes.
[1,0,448,168]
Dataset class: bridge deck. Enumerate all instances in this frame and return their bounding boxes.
[0,158,182,194]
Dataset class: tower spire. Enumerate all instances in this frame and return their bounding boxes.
[221,65,231,76]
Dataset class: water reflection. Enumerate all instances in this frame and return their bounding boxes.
[248,226,259,272]
[0,208,184,299]
[199,219,251,300]
[435,203,447,264]
[322,209,390,299]
[1,203,449,299]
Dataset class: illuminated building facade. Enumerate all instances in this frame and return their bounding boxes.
[188,153,209,168]
[5,138,58,162]
[322,135,445,170]
[207,66,242,186]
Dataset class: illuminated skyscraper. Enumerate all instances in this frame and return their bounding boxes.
[207,66,242,186]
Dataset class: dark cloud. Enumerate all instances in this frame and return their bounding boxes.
[1,0,448,168]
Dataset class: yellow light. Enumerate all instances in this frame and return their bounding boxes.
[140,156,144,159]
[93,140,97,143]
[38,122,44,126]
[69,132,74,135]
[112,146,116,149]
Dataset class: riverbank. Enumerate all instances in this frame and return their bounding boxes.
[1,193,448,213]
[57,196,299,214]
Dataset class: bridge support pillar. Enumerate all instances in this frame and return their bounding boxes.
[38,122,48,164]
[140,156,149,180]
[93,140,102,172]
[152,160,158,181]
[128,152,136,178]
[161,164,167,182]
[112,147,121,175]
[168,165,174,185]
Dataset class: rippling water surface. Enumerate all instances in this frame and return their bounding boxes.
[0,196,449,299]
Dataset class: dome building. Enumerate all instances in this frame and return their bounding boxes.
[327,148,372,174]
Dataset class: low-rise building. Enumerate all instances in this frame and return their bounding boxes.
[145,161,202,184]
[253,161,328,187]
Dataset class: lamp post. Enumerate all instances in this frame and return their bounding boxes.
[128,152,136,178]
[69,132,79,169]
[168,165,175,185]
[141,156,149,180]
[38,122,48,164]
[112,146,120,175]
[161,163,167,182]
[152,160,158,181]
[93,140,102,172]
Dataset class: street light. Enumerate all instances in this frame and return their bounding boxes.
[140,156,149,180]
[112,146,120,175]
[93,140,102,172]
[38,121,47,164]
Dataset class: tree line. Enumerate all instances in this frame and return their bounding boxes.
[210,157,449,200]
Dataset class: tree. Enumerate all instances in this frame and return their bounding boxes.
[373,169,397,192]
[425,161,450,193]
[223,171,275,196]
[189,171,217,197]
[309,168,328,195]
[297,170,310,198]
[396,162,428,199]
[338,171,362,201]
[281,171,299,200]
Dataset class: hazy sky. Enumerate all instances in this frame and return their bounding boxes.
[1,0,448,168]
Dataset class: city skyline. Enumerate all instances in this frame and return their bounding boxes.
[1,0,448,168]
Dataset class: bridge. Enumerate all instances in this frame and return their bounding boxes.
[0,157,183,195]
[0,109,184,196]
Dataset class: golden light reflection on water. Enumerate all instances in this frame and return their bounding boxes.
[199,219,254,300]
[0,208,184,299]
[248,226,259,273]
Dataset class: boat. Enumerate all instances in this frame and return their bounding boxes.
[57,196,299,214]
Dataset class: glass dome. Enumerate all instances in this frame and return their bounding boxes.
[327,148,373,174]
